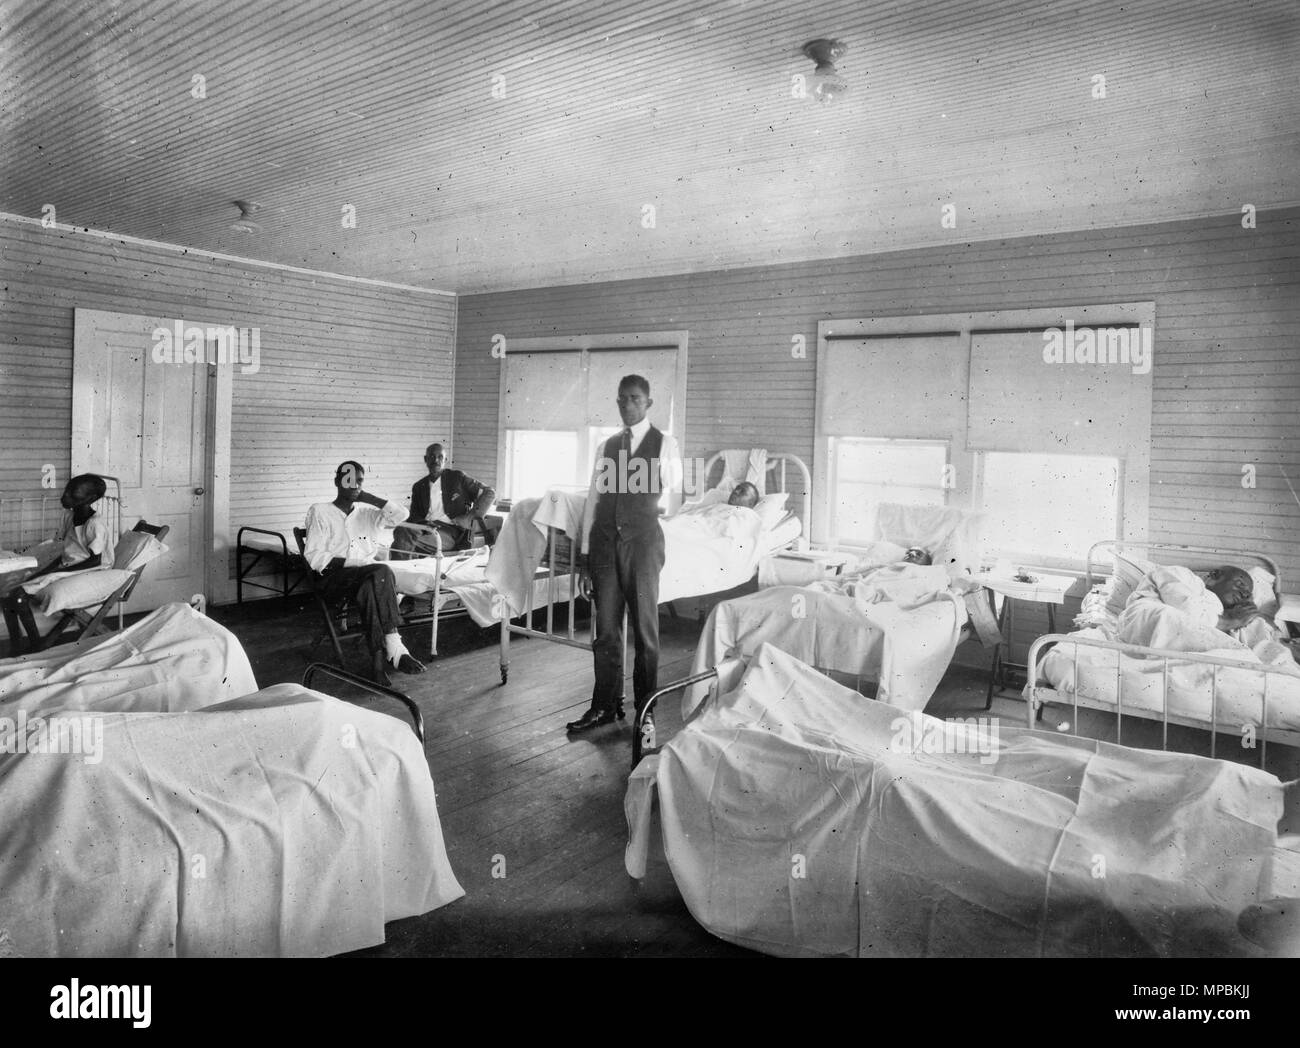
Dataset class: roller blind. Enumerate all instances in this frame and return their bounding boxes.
[584,348,679,432]
[821,334,966,438]
[500,349,583,428]
[967,327,1153,453]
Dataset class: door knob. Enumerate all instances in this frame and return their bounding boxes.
[193,486,206,496]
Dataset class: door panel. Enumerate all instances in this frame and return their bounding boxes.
[73,309,209,610]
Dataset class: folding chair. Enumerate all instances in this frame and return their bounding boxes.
[293,526,350,668]
[23,520,170,652]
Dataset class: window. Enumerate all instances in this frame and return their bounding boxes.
[495,333,688,500]
[828,438,948,545]
[503,430,582,499]
[979,452,1120,565]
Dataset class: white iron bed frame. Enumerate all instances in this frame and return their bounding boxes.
[1023,539,1296,764]
[497,451,812,686]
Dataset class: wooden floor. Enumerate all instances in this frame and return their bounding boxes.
[205,591,1300,957]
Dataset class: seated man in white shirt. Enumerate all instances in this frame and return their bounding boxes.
[303,461,425,682]
[2,473,112,653]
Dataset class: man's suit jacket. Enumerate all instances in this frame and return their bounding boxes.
[407,469,494,525]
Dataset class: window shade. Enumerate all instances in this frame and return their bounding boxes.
[584,348,679,432]
[820,335,966,438]
[500,350,583,429]
[967,329,1153,453]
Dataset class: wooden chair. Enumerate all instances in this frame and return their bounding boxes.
[293,526,350,667]
[23,520,171,652]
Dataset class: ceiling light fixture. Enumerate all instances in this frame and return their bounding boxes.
[801,38,849,103]
[230,199,263,234]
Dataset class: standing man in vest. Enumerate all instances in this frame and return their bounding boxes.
[569,374,682,736]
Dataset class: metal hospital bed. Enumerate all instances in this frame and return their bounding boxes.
[496,451,813,687]
[1023,540,1297,764]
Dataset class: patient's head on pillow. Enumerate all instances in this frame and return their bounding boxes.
[1203,565,1254,609]
[728,481,760,509]
[902,547,933,565]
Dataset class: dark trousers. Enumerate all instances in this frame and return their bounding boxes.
[320,563,402,655]
[1,587,40,653]
[589,524,665,714]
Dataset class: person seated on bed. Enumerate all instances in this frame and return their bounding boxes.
[1,474,111,652]
[303,461,425,682]
[392,443,498,556]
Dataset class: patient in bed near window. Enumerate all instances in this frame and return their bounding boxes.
[1118,563,1294,666]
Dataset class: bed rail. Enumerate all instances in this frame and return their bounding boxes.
[1086,540,1282,601]
[0,475,123,552]
[1024,632,1300,766]
[302,661,425,743]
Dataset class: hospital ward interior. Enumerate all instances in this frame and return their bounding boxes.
[1,0,1298,961]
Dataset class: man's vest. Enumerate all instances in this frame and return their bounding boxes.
[592,425,664,540]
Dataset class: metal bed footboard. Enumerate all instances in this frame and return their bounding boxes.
[1025,632,1300,766]
[302,661,425,743]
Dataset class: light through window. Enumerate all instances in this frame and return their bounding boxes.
[830,438,948,544]
[979,452,1119,564]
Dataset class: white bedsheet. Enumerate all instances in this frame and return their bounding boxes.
[0,683,463,957]
[632,643,1288,957]
[0,602,257,717]
[686,566,965,716]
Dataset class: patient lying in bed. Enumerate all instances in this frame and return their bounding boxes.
[1118,564,1295,669]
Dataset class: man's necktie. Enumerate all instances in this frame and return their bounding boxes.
[622,428,632,454]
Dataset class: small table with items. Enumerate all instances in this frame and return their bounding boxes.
[979,570,1077,708]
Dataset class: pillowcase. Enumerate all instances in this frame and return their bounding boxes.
[112,531,168,571]
[1249,566,1279,618]
[754,492,790,531]
[34,569,136,615]
[1103,550,1157,617]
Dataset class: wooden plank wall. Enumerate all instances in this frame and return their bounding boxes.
[455,208,1300,593]
[0,219,456,597]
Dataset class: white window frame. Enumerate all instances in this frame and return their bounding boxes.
[495,331,688,500]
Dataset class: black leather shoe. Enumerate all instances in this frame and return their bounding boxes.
[393,653,425,675]
[566,706,616,733]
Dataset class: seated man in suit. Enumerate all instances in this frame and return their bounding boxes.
[303,461,425,682]
[392,443,498,556]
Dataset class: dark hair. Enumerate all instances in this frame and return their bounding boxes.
[335,460,365,483]
[67,473,107,503]
[729,481,761,508]
[425,443,444,458]
[618,374,650,397]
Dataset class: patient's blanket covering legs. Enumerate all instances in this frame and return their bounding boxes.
[644,644,1283,957]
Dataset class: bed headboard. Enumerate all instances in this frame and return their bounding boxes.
[0,475,123,550]
[1086,540,1283,600]
[699,451,812,529]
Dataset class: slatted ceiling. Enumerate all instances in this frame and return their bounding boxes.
[2,2,1294,294]
[0,221,454,582]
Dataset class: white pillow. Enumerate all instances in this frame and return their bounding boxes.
[1104,550,1157,617]
[1249,566,1279,618]
[850,540,909,572]
[754,492,789,531]
[35,569,136,615]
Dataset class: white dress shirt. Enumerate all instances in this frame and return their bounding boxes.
[303,498,407,572]
[580,418,682,554]
[58,511,112,566]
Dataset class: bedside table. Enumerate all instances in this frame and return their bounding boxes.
[978,571,1076,708]
[759,548,855,588]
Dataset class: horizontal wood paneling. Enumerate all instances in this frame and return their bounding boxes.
[0,219,455,598]
[455,206,1300,582]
